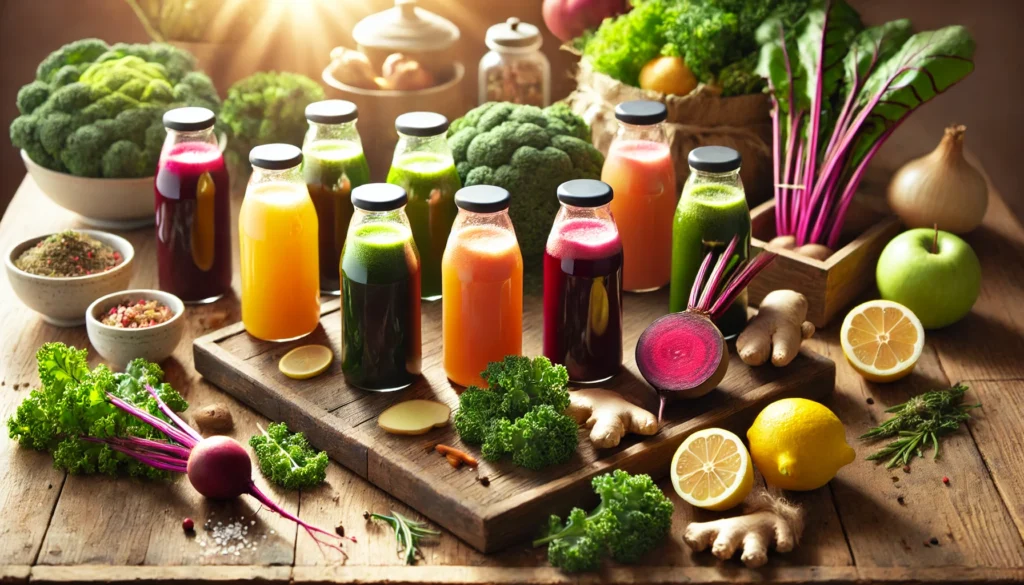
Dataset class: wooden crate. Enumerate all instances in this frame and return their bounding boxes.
[194,289,835,553]
[748,200,901,328]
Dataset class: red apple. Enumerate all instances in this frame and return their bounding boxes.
[542,0,628,42]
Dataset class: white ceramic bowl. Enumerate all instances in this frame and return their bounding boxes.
[5,230,135,327]
[21,150,155,230]
[86,289,186,369]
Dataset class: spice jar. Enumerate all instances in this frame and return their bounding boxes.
[479,17,550,107]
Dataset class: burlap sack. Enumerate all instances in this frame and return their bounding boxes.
[565,61,773,204]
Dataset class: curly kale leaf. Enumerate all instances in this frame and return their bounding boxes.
[6,343,188,479]
[481,405,578,470]
[249,422,328,490]
[534,470,674,572]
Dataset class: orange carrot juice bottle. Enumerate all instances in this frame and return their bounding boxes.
[239,144,321,341]
[601,100,677,292]
[442,186,523,387]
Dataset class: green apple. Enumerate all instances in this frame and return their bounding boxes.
[876,228,981,329]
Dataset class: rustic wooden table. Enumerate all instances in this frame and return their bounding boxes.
[1,173,1023,585]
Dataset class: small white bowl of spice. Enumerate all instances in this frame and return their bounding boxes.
[5,229,134,326]
[86,290,186,369]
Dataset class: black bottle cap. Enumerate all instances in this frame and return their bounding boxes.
[305,100,358,124]
[614,100,668,125]
[557,179,613,207]
[455,185,510,213]
[687,146,742,173]
[352,183,408,211]
[163,107,216,131]
[249,144,303,170]
[395,112,449,137]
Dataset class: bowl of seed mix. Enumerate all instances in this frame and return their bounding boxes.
[86,289,185,368]
[5,229,134,326]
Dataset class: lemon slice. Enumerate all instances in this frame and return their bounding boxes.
[671,428,753,511]
[841,300,924,383]
[279,345,334,380]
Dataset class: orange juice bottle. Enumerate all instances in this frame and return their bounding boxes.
[239,144,321,341]
[601,100,677,292]
[442,185,523,387]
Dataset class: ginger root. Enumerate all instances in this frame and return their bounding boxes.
[683,487,804,568]
[737,290,815,367]
[566,389,658,448]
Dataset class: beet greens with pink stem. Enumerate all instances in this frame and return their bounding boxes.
[756,0,974,250]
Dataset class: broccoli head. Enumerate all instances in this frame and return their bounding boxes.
[10,39,219,178]
[218,71,326,167]
[447,102,605,264]
[533,470,674,572]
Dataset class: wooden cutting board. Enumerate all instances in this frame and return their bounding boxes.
[193,289,834,553]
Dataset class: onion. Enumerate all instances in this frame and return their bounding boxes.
[888,125,988,234]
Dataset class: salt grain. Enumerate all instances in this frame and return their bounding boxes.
[195,515,268,558]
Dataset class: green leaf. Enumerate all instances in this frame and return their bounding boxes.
[847,25,975,167]
[249,422,328,490]
[842,19,913,92]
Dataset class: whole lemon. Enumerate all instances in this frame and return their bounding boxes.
[746,398,855,491]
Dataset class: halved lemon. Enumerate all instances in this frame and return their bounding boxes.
[279,345,334,380]
[670,428,753,511]
[840,300,925,383]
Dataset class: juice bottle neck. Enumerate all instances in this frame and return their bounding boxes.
[305,120,363,149]
[162,127,218,152]
[452,208,515,235]
[684,168,743,197]
[350,207,413,232]
[249,164,303,187]
[554,202,615,225]
[393,132,452,163]
[614,121,669,145]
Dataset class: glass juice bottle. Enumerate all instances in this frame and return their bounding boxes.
[669,146,751,337]
[601,100,677,293]
[155,107,231,303]
[386,112,461,301]
[442,186,523,387]
[239,144,321,341]
[340,184,422,392]
[543,179,623,383]
[303,100,371,295]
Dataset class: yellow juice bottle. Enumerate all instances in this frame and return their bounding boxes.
[239,144,321,341]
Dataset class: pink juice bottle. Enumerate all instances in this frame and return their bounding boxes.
[155,107,231,303]
[543,179,623,383]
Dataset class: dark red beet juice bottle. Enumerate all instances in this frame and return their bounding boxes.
[543,179,624,383]
[155,107,231,303]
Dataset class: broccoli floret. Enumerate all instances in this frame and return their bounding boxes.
[219,71,325,166]
[10,39,221,178]
[447,102,605,265]
[36,38,109,83]
[534,470,674,572]
[482,405,578,470]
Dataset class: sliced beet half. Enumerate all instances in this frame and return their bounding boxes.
[635,311,729,420]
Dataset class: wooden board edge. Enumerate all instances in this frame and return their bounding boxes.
[363,433,491,552]
[14,564,1024,585]
[26,565,291,584]
[0,565,30,585]
[289,565,1024,585]
[477,349,836,551]
[192,336,370,478]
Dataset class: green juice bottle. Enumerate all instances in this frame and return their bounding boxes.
[340,184,422,392]
[386,112,461,301]
[669,146,751,338]
[303,100,371,295]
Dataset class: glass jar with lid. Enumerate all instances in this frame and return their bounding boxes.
[479,17,550,107]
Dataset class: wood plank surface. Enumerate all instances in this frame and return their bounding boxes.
[2,169,1024,582]
[194,290,836,552]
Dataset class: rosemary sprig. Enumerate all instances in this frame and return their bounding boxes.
[860,384,980,469]
[365,510,439,564]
